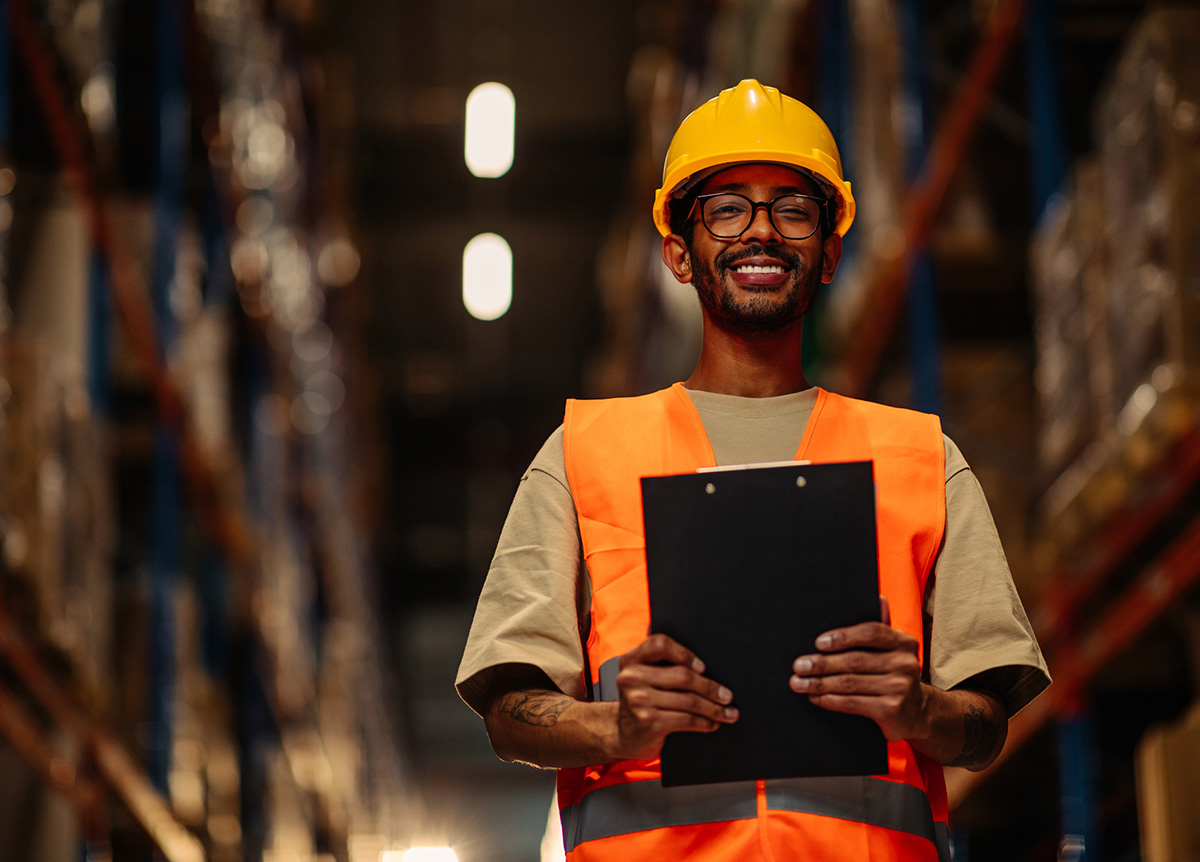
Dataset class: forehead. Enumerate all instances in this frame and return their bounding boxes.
[697,163,821,196]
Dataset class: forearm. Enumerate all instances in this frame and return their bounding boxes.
[484,687,620,769]
[908,685,1007,771]
[481,641,734,769]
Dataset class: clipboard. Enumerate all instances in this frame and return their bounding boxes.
[641,460,887,787]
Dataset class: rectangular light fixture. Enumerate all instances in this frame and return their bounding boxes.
[463,232,513,320]
[465,82,515,178]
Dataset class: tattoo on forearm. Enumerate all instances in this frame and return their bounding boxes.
[950,704,1001,768]
[497,691,571,727]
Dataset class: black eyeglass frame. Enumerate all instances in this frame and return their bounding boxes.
[688,192,833,241]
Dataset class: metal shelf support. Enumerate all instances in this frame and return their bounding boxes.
[1057,711,1099,862]
[899,0,943,416]
[835,0,1028,398]
[1025,0,1068,220]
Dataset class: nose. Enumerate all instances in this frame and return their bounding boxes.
[740,202,783,243]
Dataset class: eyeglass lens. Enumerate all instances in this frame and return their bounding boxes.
[700,194,822,240]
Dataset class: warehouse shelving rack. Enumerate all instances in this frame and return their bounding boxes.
[0,0,413,858]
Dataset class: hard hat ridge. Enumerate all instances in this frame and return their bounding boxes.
[712,76,783,135]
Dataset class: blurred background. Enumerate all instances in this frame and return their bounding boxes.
[0,0,1199,860]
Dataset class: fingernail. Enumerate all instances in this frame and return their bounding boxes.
[794,658,812,673]
[792,676,810,691]
[724,707,738,720]
[816,634,833,650]
[692,658,705,673]
[717,686,732,703]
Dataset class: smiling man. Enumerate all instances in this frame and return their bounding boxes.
[457,80,1050,861]
[674,165,832,340]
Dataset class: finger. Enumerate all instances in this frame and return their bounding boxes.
[805,692,887,720]
[814,622,916,653]
[805,690,910,734]
[639,664,735,704]
[627,633,706,673]
[647,689,739,723]
[646,709,725,734]
[790,668,909,696]
[879,595,891,626]
[620,707,721,744]
[793,648,919,679]
[623,691,738,735]
[619,662,735,706]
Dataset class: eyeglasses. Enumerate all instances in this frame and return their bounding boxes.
[690,192,827,240]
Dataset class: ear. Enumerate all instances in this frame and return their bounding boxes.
[662,235,693,283]
[820,232,843,284]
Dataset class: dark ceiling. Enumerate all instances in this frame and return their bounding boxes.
[346,0,640,608]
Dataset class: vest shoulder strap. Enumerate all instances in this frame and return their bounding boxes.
[564,385,715,522]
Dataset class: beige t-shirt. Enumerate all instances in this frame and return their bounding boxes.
[457,387,1050,718]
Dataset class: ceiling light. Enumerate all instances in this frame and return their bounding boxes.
[463,233,512,321]
[465,82,515,178]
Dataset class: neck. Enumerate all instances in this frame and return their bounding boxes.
[684,317,811,397]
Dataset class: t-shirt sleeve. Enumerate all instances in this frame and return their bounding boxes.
[927,435,1051,717]
[455,426,588,716]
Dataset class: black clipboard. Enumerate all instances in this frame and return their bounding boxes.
[641,460,887,787]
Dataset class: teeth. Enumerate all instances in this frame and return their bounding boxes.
[735,265,784,274]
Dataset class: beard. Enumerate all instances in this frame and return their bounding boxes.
[690,243,820,337]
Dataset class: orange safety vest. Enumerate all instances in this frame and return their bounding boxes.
[559,384,949,861]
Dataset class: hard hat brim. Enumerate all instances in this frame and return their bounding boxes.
[653,154,855,238]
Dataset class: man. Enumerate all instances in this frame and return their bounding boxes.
[457,79,1049,861]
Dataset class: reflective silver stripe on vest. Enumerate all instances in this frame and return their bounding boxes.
[561,780,758,853]
[561,776,949,858]
[595,656,621,702]
[766,777,950,860]
[934,821,950,862]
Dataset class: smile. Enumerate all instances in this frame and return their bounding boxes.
[733,265,785,274]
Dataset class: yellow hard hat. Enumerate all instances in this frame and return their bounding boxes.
[652,79,855,238]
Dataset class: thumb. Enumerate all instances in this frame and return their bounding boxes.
[879,595,892,626]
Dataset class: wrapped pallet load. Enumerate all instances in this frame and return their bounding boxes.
[1097,7,1200,446]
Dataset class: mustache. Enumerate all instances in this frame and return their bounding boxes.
[715,244,803,272]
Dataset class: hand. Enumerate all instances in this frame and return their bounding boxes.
[789,596,930,742]
[613,633,738,761]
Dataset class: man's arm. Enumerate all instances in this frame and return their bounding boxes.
[790,597,1008,771]
[482,635,739,769]
[923,686,1008,770]
[482,663,615,768]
